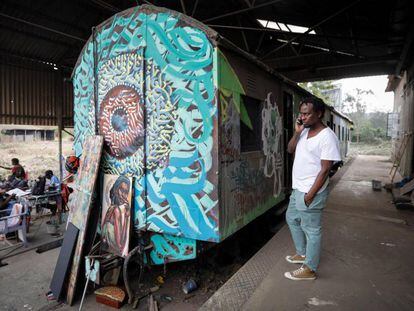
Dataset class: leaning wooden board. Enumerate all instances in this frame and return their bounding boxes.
[66,135,104,305]
[400,178,414,196]
[50,222,79,301]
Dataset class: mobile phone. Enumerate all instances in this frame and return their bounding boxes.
[296,118,303,125]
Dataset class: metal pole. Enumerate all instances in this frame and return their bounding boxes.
[92,27,99,135]
[55,70,64,184]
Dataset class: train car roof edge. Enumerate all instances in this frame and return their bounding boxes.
[70,4,353,125]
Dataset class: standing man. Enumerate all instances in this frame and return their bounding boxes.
[284,97,341,280]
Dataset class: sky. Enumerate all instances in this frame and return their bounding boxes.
[336,75,394,113]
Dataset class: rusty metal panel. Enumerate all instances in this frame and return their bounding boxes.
[0,57,73,127]
[217,49,286,240]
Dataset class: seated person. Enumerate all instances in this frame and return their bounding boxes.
[45,170,60,191]
[45,171,63,220]
[0,189,16,213]
[0,158,26,180]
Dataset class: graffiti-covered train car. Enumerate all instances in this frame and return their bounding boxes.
[72,5,351,264]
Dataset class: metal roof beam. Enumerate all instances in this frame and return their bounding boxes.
[180,0,187,15]
[0,12,86,42]
[202,0,284,23]
[260,0,361,60]
[191,0,199,17]
[0,24,80,49]
[394,24,414,75]
[206,24,386,42]
[1,0,88,35]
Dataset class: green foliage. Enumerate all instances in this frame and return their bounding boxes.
[298,80,337,105]
[344,88,389,143]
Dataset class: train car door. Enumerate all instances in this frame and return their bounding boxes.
[283,92,293,188]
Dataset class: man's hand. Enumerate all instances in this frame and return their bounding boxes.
[304,193,315,207]
[295,118,304,134]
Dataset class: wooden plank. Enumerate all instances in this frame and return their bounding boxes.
[66,135,104,305]
[400,178,414,196]
[50,222,79,301]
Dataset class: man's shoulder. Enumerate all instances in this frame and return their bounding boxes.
[321,127,338,140]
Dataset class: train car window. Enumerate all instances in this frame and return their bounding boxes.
[337,125,340,140]
[240,95,262,152]
[333,123,336,133]
[342,127,344,142]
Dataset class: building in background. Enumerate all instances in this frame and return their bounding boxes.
[386,72,414,177]
[321,86,343,112]
[0,125,55,143]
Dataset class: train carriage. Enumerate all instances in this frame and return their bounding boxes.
[72,4,352,265]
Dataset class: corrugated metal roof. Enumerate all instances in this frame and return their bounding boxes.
[0,0,412,80]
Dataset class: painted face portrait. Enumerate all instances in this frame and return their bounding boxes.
[109,176,131,206]
[102,174,132,257]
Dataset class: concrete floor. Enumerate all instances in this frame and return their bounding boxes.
[0,213,66,311]
[241,155,414,310]
[2,155,414,310]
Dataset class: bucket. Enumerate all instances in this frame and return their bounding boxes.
[182,279,198,294]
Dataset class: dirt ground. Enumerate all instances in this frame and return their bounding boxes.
[349,140,391,156]
[0,139,74,181]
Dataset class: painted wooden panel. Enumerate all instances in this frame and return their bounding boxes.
[66,135,103,305]
[101,174,133,258]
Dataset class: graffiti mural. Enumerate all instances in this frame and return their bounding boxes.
[149,233,196,265]
[73,7,219,242]
[219,89,240,161]
[262,92,283,197]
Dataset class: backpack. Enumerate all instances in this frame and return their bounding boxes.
[32,177,46,195]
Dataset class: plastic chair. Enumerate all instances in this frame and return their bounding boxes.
[0,203,28,249]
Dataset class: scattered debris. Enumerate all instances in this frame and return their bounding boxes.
[95,286,126,309]
[159,294,173,303]
[183,294,196,301]
[372,180,382,191]
[307,297,337,306]
[150,285,160,293]
[182,279,198,294]
[156,275,164,285]
[148,294,158,311]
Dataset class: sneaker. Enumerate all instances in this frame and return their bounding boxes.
[284,265,316,281]
[285,254,306,264]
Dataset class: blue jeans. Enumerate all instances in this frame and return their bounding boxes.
[286,188,328,271]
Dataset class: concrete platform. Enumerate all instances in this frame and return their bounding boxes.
[202,155,414,310]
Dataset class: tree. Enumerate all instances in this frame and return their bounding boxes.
[298,80,337,106]
[343,88,389,143]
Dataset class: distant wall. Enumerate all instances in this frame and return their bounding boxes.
[0,55,73,127]
[390,70,414,177]
[0,128,55,143]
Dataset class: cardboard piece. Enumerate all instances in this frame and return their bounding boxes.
[50,222,79,301]
[66,135,104,305]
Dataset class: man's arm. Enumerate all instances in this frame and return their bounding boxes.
[304,160,333,206]
[0,165,12,170]
[287,132,301,154]
[287,120,304,154]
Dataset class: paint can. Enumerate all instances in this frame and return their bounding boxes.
[182,279,198,294]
